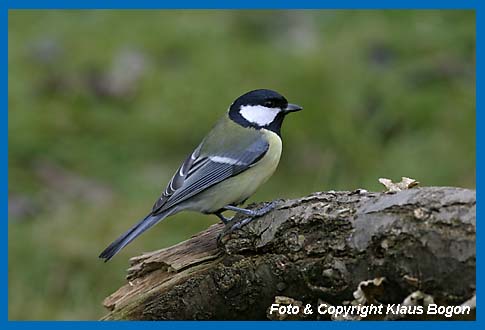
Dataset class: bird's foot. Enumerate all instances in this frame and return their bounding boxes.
[223,201,277,217]
[217,216,254,245]
[217,201,278,245]
[215,211,233,224]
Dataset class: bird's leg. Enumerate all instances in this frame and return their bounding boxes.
[227,216,254,232]
[217,202,278,244]
[217,216,254,245]
[215,211,233,224]
[219,201,277,235]
[223,201,277,217]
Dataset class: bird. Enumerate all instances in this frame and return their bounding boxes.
[99,89,302,261]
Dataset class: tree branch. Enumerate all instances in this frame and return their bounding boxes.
[101,187,476,320]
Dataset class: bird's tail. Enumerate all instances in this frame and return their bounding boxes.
[99,209,175,262]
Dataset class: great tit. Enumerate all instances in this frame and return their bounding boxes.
[99,89,302,261]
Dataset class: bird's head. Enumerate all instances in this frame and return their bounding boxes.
[228,89,302,135]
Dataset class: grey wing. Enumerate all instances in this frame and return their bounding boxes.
[151,138,268,214]
[152,143,203,213]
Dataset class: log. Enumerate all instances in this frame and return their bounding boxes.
[101,187,476,320]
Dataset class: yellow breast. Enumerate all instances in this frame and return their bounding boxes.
[188,129,282,213]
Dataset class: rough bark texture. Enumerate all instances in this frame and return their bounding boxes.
[101,187,476,320]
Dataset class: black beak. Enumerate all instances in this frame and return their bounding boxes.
[283,103,303,113]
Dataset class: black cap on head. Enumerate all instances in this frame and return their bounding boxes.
[231,89,288,109]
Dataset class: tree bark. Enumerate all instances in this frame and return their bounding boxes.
[101,187,476,320]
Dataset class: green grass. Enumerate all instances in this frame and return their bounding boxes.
[8,10,475,319]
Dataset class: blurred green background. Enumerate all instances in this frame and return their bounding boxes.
[8,10,475,320]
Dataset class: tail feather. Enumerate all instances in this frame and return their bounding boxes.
[99,210,173,262]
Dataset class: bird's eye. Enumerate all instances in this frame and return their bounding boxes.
[264,100,274,107]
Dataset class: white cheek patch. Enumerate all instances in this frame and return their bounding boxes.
[239,105,280,126]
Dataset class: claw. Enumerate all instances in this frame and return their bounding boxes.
[217,216,253,245]
[223,201,277,217]
[217,201,279,245]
